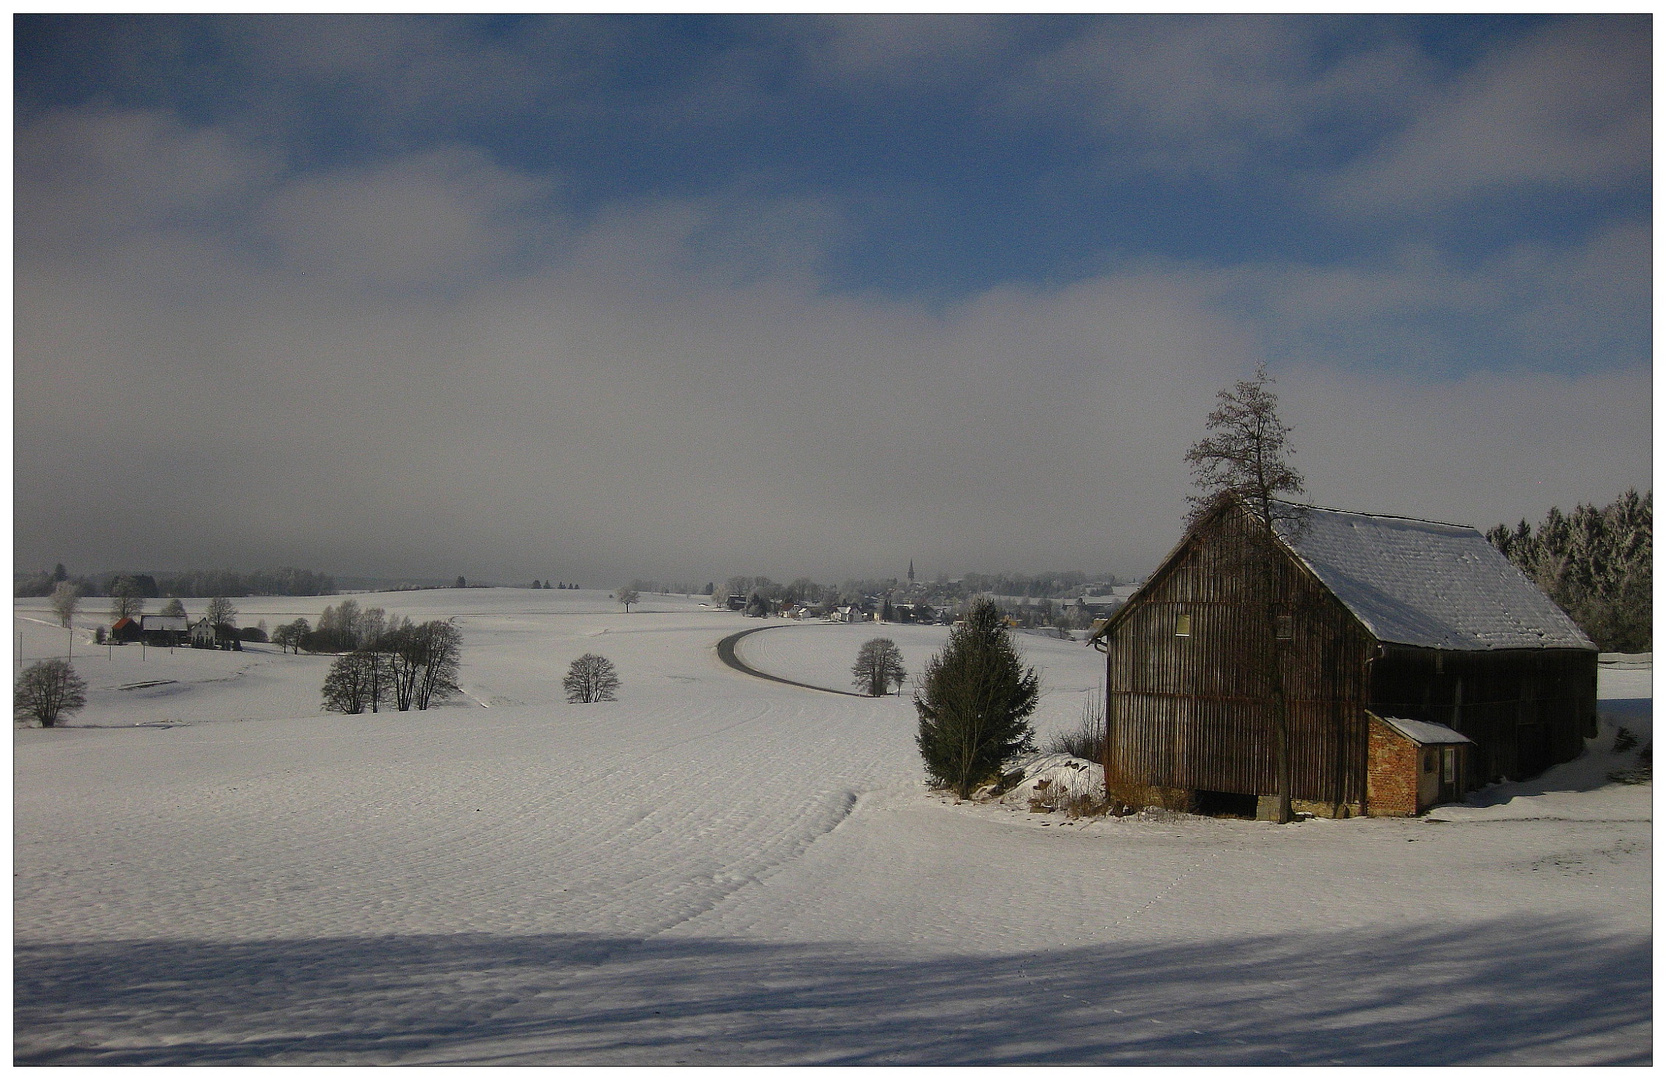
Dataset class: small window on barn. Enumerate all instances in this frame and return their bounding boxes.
[1174,612,1191,637]
[1424,750,1437,774]
[1275,614,1293,640]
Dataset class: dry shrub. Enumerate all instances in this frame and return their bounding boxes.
[1044,690,1106,761]
[1103,768,1193,816]
[1027,778,1110,818]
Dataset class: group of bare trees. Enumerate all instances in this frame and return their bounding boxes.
[320,616,463,714]
[273,599,382,655]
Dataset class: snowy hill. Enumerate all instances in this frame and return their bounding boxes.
[13,592,1651,1064]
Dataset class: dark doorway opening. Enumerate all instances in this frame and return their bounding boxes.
[1194,789,1259,818]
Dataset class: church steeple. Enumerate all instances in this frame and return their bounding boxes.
[908,560,915,583]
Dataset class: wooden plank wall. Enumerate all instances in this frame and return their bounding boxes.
[1370,646,1597,783]
[1106,508,1373,806]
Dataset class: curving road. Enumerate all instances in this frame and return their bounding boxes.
[715,623,869,697]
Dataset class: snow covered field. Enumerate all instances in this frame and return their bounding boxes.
[13,592,1652,1064]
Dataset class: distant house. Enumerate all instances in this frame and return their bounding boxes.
[140,614,189,647]
[189,618,242,651]
[1092,497,1597,818]
[1062,592,1132,619]
[110,616,143,644]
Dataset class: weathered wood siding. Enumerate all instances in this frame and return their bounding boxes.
[1105,507,1374,807]
[1370,646,1597,784]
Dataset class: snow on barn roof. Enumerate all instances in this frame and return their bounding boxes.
[1377,715,1474,745]
[1274,503,1595,652]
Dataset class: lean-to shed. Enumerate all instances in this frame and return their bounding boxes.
[1092,497,1597,817]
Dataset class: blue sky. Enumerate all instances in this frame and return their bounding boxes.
[13,15,1652,582]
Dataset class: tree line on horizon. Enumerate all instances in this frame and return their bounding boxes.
[15,565,336,599]
[1487,489,1651,653]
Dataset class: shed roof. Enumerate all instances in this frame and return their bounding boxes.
[1274,504,1595,652]
[1378,715,1474,746]
[141,615,188,631]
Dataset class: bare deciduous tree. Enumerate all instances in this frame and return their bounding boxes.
[272,618,310,654]
[322,652,382,715]
[1185,362,1306,824]
[160,597,187,619]
[109,577,145,621]
[205,596,238,629]
[852,637,908,696]
[618,588,640,613]
[16,659,87,727]
[564,653,620,703]
[50,582,79,628]
[412,621,462,710]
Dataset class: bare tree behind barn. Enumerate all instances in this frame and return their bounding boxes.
[1184,363,1307,823]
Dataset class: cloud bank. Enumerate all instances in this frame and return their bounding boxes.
[13,17,1650,584]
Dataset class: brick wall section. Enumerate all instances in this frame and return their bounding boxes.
[1366,714,1419,817]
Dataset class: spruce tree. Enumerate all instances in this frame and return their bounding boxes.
[914,598,1039,798]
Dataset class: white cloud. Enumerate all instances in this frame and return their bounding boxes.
[15,107,279,253]
[1212,220,1652,372]
[1332,17,1650,208]
[257,147,557,290]
[1006,17,1427,173]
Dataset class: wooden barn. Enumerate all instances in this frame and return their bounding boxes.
[140,614,189,647]
[1092,497,1598,817]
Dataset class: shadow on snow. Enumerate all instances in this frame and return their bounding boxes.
[14,916,1650,1065]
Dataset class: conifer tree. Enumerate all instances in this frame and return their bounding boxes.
[914,598,1039,798]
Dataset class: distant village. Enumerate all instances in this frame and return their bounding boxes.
[690,563,1137,634]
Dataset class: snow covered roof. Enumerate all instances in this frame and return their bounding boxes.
[1378,716,1473,746]
[1274,504,1595,652]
